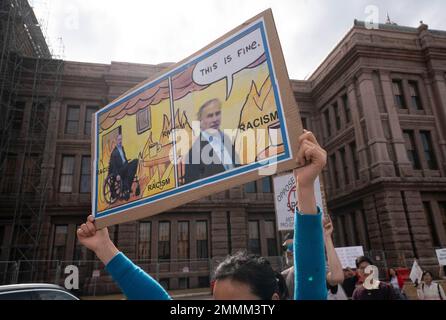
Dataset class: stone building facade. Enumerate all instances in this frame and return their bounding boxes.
[1,2,446,294]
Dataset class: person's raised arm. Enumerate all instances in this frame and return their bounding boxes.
[293,130,327,300]
[324,215,344,286]
[77,215,171,300]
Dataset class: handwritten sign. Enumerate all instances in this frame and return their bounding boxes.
[436,248,446,266]
[272,172,323,231]
[334,246,365,269]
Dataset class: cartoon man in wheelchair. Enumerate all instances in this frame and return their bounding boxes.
[103,131,141,204]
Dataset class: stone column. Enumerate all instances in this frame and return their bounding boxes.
[337,96,346,130]
[344,143,355,188]
[357,71,395,179]
[379,71,414,177]
[346,80,370,182]
[355,209,369,250]
[402,191,438,264]
[372,191,415,266]
[229,208,248,254]
[210,210,229,258]
[335,149,345,189]
[428,71,446,173]
[428,201,446,246]
[41,100,61,199]
[362,196,384,250]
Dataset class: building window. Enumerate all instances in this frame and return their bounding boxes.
[248,221,261,255]
[301,117,308,129]
[392,80,406,109]
[2,154,17,193]
[244,181,257,193]
[360,209,371,249]
[261,177,272,193]
[423,202,441,248]
[59,155,75,193]
[138,222,151,260]
[324,109,331,137]
[52,225,68,261]
[420,131,438,170]
[198,276,210,288]
[178,277,189,289]
[439,202,446,238]
[339,215,350,246]
[80,156,91,193]
[74,223,94,261]
[403,130,421,170]
[84,106,98,135]
[31,102,48,135]
[23,154,40,193]
[196,220,208,259]
[265,221,278,256]
[330,154,339,189]
[177,221,189,259]
[408,81,423,110]
[339,148,349,185]
[342,94,351,124]
[349,142,359,181]
[158,222,170,260]
[333,102,341,131]
[65,105,80,134]
[12,101,26,134]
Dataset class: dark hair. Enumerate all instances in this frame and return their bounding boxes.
[355,256,374,269]
[274,271,289,300]
[387,267,398,279]
[422,271,433,280]
[213,251,281,300]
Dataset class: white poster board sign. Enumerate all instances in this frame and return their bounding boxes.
[272,172,323,231]
[409,260,423,284]
[334,246,364,269]
[435,248,446,266]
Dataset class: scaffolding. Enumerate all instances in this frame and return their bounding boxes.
[0,0,63,282]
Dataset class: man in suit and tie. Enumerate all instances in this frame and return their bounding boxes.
[108,132,138,200]
[182,98,239,185]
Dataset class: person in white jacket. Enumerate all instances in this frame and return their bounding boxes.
[417,271,446,300]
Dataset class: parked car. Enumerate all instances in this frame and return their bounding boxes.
[0,283,79,300]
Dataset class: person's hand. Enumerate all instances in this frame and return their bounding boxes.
[323,214,334,238]
[77,215,119,265]
[294,130,327,188]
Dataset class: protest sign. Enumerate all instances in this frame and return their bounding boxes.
[334,246,365,269]
[92,9,303,228]
[272,172,324,231]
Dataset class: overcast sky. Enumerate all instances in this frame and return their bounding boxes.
[31,0,445,80]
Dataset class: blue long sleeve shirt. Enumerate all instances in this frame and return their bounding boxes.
[105,207,326,300]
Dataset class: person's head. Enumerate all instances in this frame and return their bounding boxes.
[388,268,397,278]
[355,256,374,277]
[116,134,122,147]
[212,251,281,300]
[422,271,433,284]
[343,267,355,278]
[198,99,222,131]
[282,232,294,267]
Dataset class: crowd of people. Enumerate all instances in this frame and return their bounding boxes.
[77,130,445,300]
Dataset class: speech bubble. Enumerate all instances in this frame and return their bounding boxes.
[192,28,265,100]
